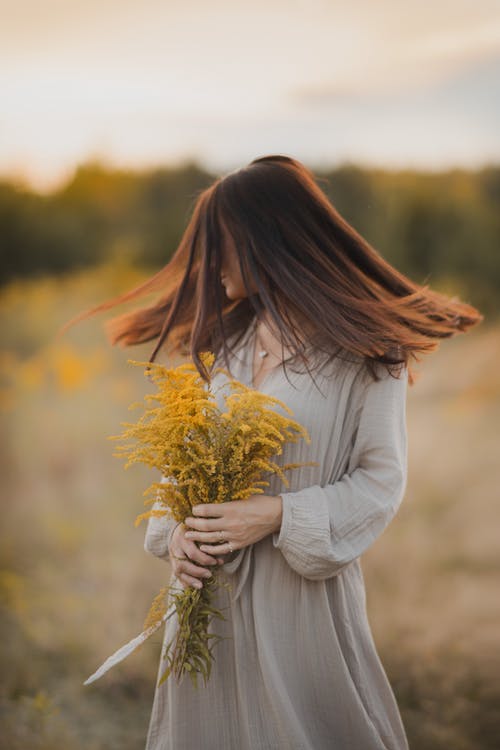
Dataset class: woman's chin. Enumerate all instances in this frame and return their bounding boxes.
[222,281,248,301]
[223,284,235,299]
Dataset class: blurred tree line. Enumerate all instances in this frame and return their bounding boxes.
[0,159,498,317]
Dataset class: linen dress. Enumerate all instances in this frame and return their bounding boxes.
[143,317,410,750]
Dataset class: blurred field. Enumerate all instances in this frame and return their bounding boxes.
[0,262,498,749]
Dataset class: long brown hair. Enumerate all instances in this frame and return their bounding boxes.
[59,154,484,387]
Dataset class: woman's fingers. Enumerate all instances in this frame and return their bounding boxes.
[185,515,225,531]
[176,557,213,579]
[169,525,226,592]
[178,573,204,590]
[183,539,221,566]
[176,559,211,590]
[176,555,224,589]
[200,543,236,556]
[184,530,232,544]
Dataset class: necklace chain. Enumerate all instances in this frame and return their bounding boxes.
[251,316,310,387]
[253,325,267,383]
[253,320,278,386]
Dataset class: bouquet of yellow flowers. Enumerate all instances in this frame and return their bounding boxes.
[84,350,317,689]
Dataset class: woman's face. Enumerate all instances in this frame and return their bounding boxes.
[220,223,257,300]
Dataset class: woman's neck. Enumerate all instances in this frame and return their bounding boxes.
[254,314,295,360]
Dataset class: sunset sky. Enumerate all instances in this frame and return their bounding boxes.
[1,0,499,192]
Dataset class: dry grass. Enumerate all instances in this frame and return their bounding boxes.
[0,262,498,749]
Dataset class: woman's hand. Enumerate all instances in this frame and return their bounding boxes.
[169,523,225,590]
[183,495,283,556]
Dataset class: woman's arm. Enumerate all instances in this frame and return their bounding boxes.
[272,364,408,580]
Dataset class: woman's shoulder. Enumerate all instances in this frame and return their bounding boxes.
[312,348,408,404]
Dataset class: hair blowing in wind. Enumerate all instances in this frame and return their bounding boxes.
[58,154,484,386]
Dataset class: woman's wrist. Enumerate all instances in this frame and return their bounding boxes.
[271,495,283,534]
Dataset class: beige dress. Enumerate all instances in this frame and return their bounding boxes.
[143,318,410,750]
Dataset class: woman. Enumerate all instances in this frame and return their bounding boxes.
[73,155,482,749]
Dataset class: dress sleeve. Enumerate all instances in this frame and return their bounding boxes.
[272,364,408,581]
[143,475,182,562]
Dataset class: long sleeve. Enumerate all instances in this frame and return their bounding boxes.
[143,475,181,562]
[272,364,408,581]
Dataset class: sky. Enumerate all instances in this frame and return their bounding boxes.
[1,0,499,193]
